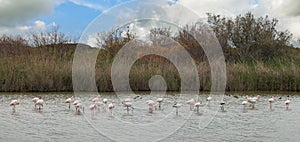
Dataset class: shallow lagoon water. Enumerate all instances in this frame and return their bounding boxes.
[0,92,299,142]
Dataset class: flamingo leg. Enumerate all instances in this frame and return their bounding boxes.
[109,109,112,115]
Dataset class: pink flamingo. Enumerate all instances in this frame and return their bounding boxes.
[285,99,291,110]
[124,96,131,103]
[268,96,275,110]
[73,98,82,112]
[75,103,84,113]
[242,100,248,110]
[90,103,97,116]
[94,101,105,111]
[10,100,20,111]
[108,101,115,114]
[64,96,74,110]
[219,101,226,111]
[186,98,196,111]
[146,100,156,113]
[194,102,201,112]
[122,98,134,113]
[246,95,260,109]
[156,98,164,109]
[206,96,212,102]
[172,102,182,115]
[35,98,44,110]
[32,97,39,103]
[102,98,108,111]
[103,98,108,104]
[92,95,101,103]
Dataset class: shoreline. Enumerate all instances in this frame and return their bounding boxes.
[0,91,298,95]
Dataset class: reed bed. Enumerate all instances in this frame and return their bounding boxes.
[0,47,299,92]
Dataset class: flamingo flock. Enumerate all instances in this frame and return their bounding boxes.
[242,95,291,111]
[7,95,293,115]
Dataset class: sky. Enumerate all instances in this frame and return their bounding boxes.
[0,0,300,45]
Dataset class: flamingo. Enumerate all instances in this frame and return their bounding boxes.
[122,96,134,113]
[35,98,44,110]
[90,103,97,116]
[102,98,108,110]
[32,97,39,103]
[92,95,101,103]
[10,100,20,111]
[94,101,105,111]
[64,96,74,109]
[194,102,201,113]
[156,98,164,109]
[246,96,259,109]
[103,98,108,104]
[206,96,212,102]
[172,102,182,115]
[146,100,156,113]
[251,95,261,102]
[219,101,226,111]
[73,98,81,105]
[108,101,115,114]
[268,96,275,110]
[285,99,291,110]
[75,103,84,113]
[124,96,131,103]
[122,101,134,113]
[73,98,82,112]
[242,100,248,110]
[186,98,196,111]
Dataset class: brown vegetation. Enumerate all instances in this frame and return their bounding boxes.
[0,13,299,92]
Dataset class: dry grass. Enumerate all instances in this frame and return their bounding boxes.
[0,44,299,92]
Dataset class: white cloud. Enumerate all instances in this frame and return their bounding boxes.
[175,0,300,40]
[67,0,105,11]
[0,20,55,36]
[87,34,98,47]
[177,0,255,17]
[266,0,300,17]
[17,26,31,31]
[34,20,47,31]
[0,0,62,27]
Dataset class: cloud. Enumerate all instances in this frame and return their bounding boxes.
[175,0,300,40]
[0,20,53,36]
[34,20,47,31]
[68,0,105,11]
[177,0,256,17]
[0,0,62,27]
[87,34,98,47]
[265,0,300,17]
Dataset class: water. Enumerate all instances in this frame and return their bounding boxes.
[0,92,299,142]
